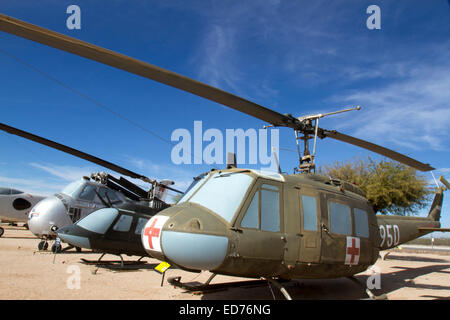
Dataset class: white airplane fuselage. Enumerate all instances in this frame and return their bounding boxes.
[0,188,45,223]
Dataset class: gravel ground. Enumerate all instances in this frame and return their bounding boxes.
[0,225,449,300]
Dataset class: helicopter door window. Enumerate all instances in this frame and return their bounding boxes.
[78,185,97,201]
[112,214,133,232]
[240,184,280,232]
[301,195,318,231]
[260,186,280,232]
[241,191,259,229]
[135,217,149,235]
[353,208,369,238]
[329,201,352,235]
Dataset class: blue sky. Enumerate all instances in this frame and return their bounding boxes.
[0,1,449,234]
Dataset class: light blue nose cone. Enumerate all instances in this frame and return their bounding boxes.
[161,231,228,271]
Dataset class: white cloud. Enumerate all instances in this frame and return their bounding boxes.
[330,52,450,151]
[0,175,64,196]
[29,162,95,181]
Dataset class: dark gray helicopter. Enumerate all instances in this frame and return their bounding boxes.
[0,123,182,253]
[56,207,154,264]
[56,174,206,263]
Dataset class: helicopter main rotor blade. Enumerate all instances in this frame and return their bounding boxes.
[0,14,433,173]
[0,14,298,130]
[322,129,434,172]
[0,122,152,182]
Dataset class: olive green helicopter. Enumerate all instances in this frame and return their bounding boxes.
[0,14,448,300]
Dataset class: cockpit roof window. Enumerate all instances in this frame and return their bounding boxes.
[10,189,23,195]
[188,172,254,223]
[0,187,11,195]
[61,179,85,197]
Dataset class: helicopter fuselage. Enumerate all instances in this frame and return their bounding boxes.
[142,168,442,280]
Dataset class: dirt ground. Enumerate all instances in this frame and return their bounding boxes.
[0,224,449,300]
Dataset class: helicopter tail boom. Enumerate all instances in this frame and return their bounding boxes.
[376,187,448,250]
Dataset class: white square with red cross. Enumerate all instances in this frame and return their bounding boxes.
[345,236,360,266]
[142,216,169,252]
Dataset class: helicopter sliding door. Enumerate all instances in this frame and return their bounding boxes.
[320,193,372,271]
[298,191,321,263]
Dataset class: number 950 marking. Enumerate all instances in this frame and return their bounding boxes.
[379,224,400,248]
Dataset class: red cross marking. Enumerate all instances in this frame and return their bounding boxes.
[144,218,160,249]
[347,238,360,264]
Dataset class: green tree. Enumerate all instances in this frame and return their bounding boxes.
[319,157,433,215]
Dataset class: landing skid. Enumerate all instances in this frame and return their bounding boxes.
[80,254,147,271]
[168,275,293,299]
[80,258,147,266]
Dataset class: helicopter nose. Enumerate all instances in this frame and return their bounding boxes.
[56,225,91,249]
[141,205,229,271]
[28,196,69,237]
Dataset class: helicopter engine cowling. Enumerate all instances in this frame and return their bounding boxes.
[141,203,229,272]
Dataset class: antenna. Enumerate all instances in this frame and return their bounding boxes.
[227,152,237,169]
[272,147,282,174]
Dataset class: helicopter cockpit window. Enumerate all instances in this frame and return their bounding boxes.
[329,201,352,235]
[10,189,23,195]
[78,185,97,201]
[241,184,280,232]
[98,188,120,203]
[302,195,318,231]
[77,208,119,234]
[188,172,254,223]
[354,208,369,238]
[112,214,133,232]
[61,179,85,197]
[0,187,11,195]
[241,191,259,229]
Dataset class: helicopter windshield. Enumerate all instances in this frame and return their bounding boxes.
[178,174,208,204]
[186,172,254,223]
[61,179,86,197]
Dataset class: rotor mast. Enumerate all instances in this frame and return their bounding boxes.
[294,106,361,173]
